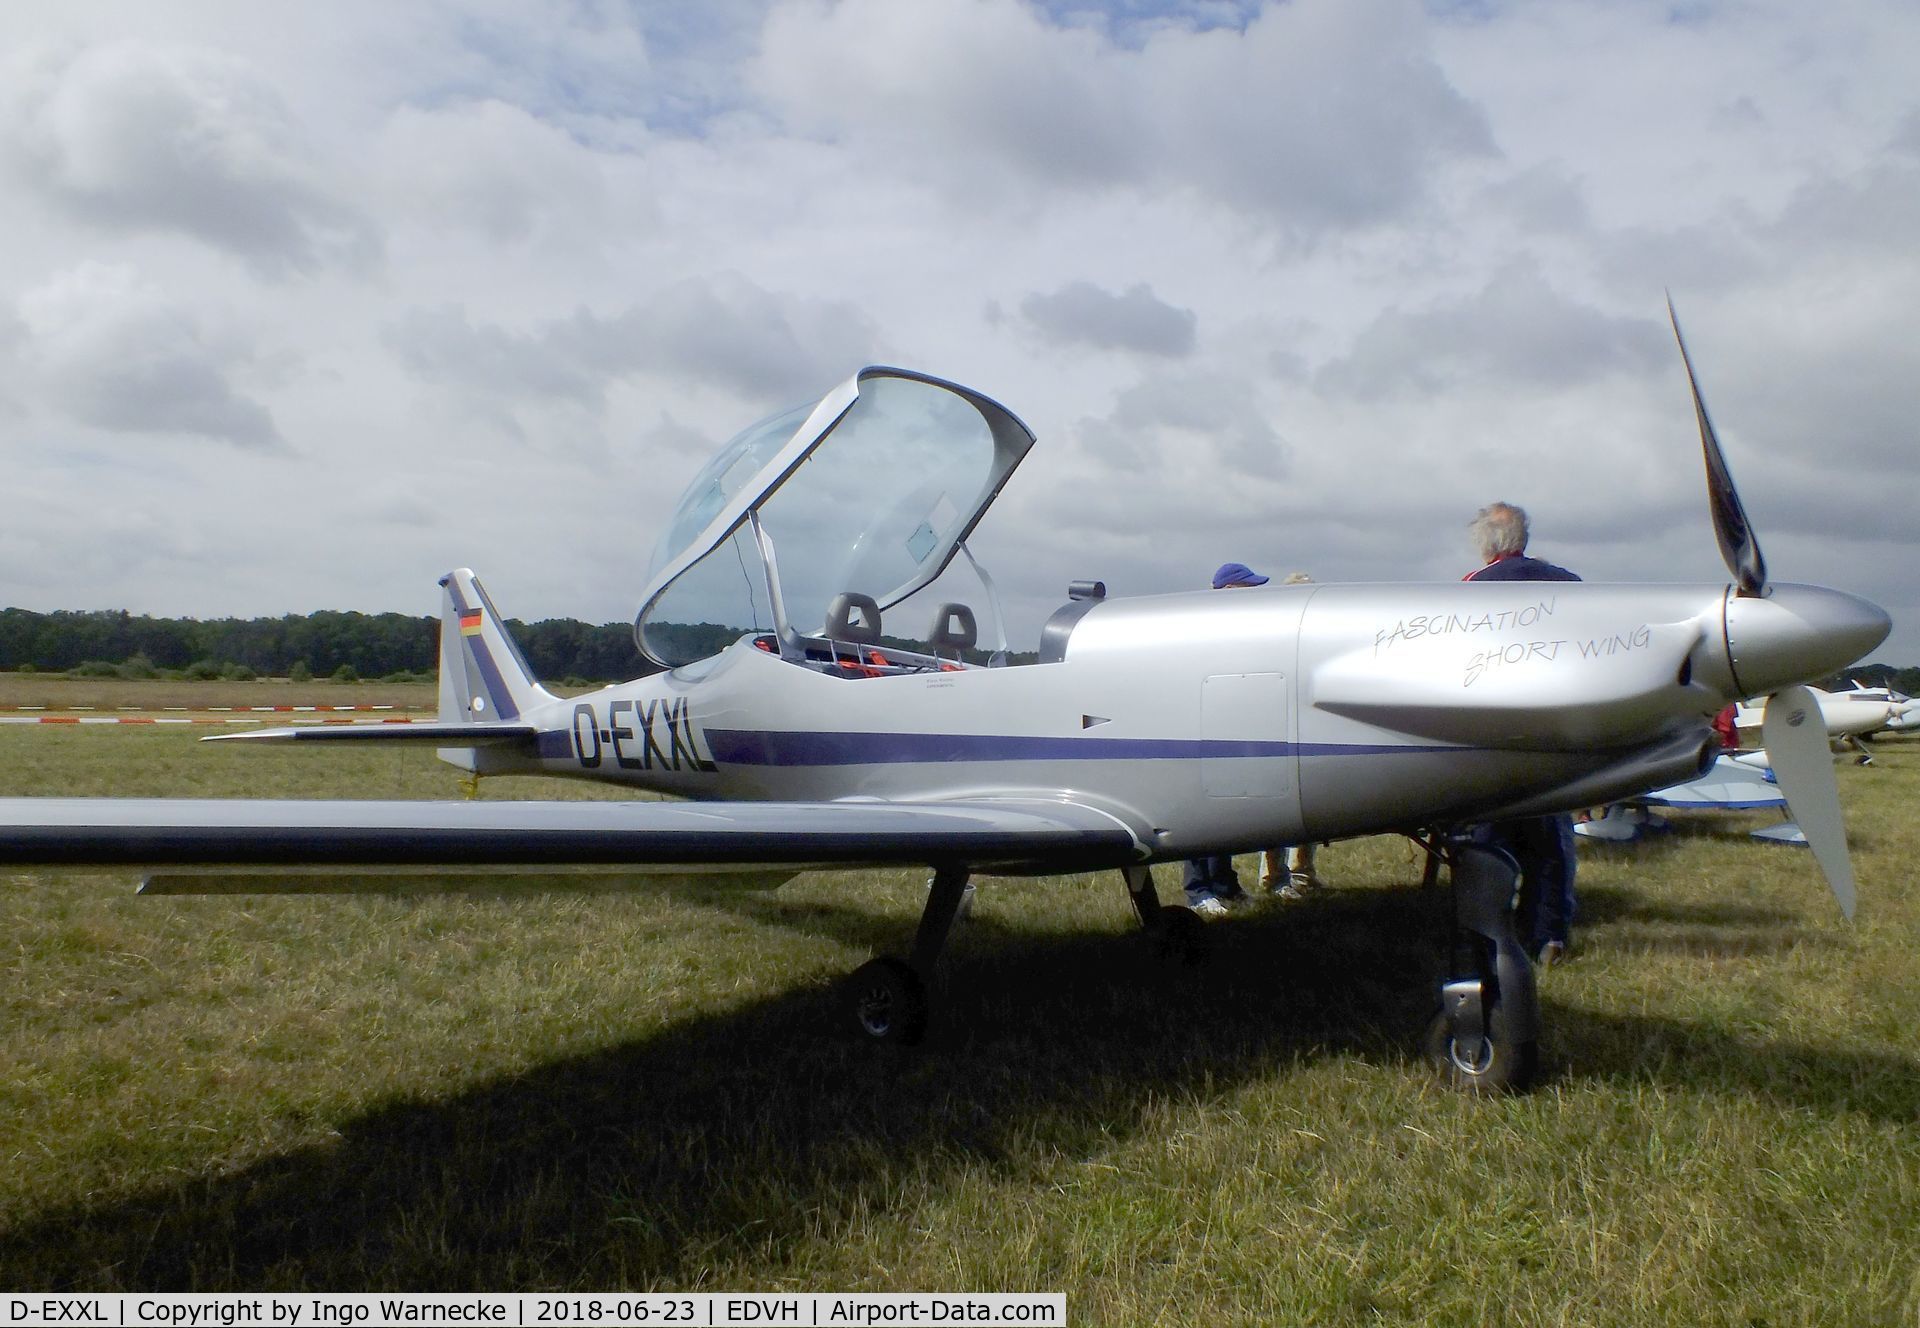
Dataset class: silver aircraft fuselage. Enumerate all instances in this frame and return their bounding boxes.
[454,577,1888,867]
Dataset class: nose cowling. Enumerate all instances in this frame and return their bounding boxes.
[1724,583,1891,698]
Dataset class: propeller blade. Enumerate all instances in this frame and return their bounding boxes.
[1761,683,1857,920]
[1669,297,1767,597]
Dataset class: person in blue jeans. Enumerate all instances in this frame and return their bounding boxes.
[1183,851,1248,916]
[1182,561,1269,916]
[1465,502,1580,964]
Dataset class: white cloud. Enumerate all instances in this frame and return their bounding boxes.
[752,0,1490,234]
[381,273,883,450]
[1071,370,1289,478]
[1019,281,1197,356]
[2,41,379,276]
[0,0,1913,668]
[372,100,620,247]
[12,262,282,449]
[1318,264,1669,399]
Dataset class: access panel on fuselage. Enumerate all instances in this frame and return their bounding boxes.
[1200,672,1292,799]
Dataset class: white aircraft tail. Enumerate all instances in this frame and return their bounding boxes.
[437,569,556,723]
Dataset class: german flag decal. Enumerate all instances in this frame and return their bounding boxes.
[459,610,484,637]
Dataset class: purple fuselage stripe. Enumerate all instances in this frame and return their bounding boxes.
[465,638,520,720]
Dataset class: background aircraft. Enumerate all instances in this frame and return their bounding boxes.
[1732,686,1901,763]
[1573,753,1794,844]
[1728,680,1920,762]
[1824,681,1920,734]
[0,315,1890,1093]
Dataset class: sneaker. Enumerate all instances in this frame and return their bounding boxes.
[1536,940,1568,967]
[1276,879,1308,902]
[1190,895,1229,918]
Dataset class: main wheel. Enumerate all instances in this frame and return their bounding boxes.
[846,956,929,1045]
[1151,904,1209,966]
[1424,1008,1538,1094]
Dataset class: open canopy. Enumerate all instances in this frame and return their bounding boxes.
[635,368,1035,669]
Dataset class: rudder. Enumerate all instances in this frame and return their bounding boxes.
[438,569,555,723]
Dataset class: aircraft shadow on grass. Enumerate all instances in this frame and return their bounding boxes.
[1569,884,1821,956]
[5,878,1915,1291]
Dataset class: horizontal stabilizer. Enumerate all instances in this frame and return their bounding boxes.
[205,722,540,747]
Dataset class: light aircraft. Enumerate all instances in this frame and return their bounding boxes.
[0,310,1891,1093]
[1585,675,1911,841]
[1573,752,1798,844]
[1732,686,1900,763]
[1820,681,1920,735]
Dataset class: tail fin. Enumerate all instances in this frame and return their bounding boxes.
[438,569,556,723]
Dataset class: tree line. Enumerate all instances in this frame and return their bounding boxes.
[0,606,663,685]
[1834,661,1920,699]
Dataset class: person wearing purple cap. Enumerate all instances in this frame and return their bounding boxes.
[1262,572,1323,901]
[1182,561,1270,914]
[1212,561,1269,589]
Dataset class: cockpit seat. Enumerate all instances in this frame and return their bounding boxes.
[825,592,882,646]
[928,603,978,661]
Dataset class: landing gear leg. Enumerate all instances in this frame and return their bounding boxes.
[844,865,972,1045]
[1122,864,1206,965]
[1426,841,1539,1093]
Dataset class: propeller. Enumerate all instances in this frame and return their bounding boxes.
[1761,685,1857,920]
[1669,295,1767,597]
[1671,300,1862,919]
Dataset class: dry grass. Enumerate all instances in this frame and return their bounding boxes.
[1,722,1916,1324]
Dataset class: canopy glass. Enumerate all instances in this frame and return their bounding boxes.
[636,369,1034,668]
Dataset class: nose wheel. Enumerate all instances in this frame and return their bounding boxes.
[1425,987,1537,1093]
[1427,841,1540,1094]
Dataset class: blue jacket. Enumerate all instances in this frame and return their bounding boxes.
[1466,554,1580,583]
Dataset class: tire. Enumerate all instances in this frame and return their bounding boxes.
[846,956,929,1045]
[1424,1008,1538,1095]
[1151,905,1209,966]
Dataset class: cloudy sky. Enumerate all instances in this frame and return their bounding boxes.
[3,0,1916,666]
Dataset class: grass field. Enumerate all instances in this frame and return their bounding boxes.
[0,673,441,712]
[2,718,1916,1324]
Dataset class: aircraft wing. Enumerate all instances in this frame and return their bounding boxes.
[1639,755,1786,810]
[0,795,1144,890]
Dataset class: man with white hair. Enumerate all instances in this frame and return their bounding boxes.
[1465,501,1579,585]
[1465,502,1579,963]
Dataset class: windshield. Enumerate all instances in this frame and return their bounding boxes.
[644,403,813,584]
[636,368,1033,668]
